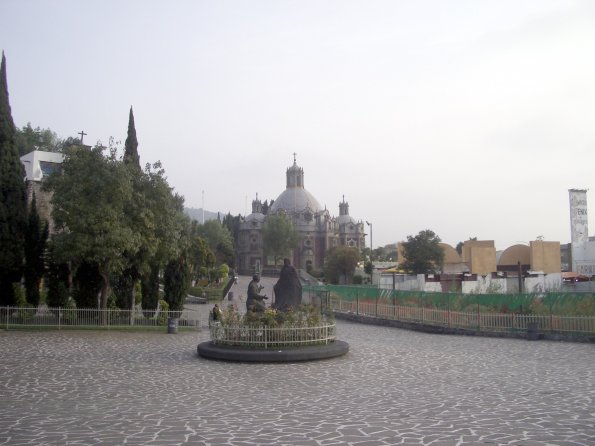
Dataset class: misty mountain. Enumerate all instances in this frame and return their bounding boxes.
[184,207,221,223]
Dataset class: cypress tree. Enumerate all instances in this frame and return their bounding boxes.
[164,257,190,315]
[24,194,48,307]
[123,106,139,167]
[72,261,102,308]
[141,262,160,317]
[121,106,142,316]
[45,244,70,310]
[0,52,27,305]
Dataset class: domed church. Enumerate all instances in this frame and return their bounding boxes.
[237,157,366,275]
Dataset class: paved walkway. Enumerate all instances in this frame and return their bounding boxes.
[0,293,593,445]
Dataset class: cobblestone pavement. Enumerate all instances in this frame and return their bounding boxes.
[1,313,594,445]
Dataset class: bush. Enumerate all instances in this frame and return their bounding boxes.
[13,284,27,308]
[158,299,170,325]
[188,286,204,297]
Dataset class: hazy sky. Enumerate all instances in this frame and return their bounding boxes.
[2,0,594,250]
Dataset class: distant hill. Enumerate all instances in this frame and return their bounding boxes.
[184,207,221,223]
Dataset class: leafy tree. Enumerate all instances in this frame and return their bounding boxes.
[133,160,190,316]
[217,263,230,282]
[163,257,190,314]
[188,234,215,281]
[15,123,61,156]
[262,213,300,266]
[456,237,477,256]
[324,246,360,284]
[23,195,48,307]
[455,241,464,256]
[195,219,235,267]
[261,199,273,215]
[401,229,444,274]
[0,52,27,305]
[222,212,241,251]
[44,144,141,311]
[61,136,82,149]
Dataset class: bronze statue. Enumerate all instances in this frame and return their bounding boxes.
[273,258,302,311]
[246,274,267,313]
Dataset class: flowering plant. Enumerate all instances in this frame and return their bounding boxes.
[220,303,334,328]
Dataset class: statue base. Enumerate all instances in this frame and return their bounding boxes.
[197,340,349,362]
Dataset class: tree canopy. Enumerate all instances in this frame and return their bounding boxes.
[401,229,444,274]
[16,123,61,156]
[45,144,141,309]
[194,219,235,267]
[324,246,360,284]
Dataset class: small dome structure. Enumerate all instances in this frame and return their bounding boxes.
[245,213,265,223]
[498,244,530,266]
[244,195,266,225]
[439,243,462,264]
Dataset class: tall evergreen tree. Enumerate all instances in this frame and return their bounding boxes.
[123,106,139,167]
[0,52,27,305]
[45,243,70,310]
[72,260,102,308]
[24,194,48,307]
[164,256,190,315]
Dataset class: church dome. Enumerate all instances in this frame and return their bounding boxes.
[270,158,323,214]
[270,188,322,214]
[245,212,265,223]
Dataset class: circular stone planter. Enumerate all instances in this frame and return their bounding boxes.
[197,340,349,362]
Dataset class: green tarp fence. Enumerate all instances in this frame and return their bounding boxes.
[303,284,595,316]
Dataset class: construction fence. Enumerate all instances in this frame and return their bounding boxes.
[304,284,595,335]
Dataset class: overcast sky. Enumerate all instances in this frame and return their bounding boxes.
[2,0,594,250]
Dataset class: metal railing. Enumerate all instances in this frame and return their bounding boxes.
[209,322,336,348]
[1,307,200,330]
[332,299,595,334]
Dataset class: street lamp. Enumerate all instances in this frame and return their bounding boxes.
[366,221,373,261]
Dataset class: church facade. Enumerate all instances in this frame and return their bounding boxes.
[237,158,366,275]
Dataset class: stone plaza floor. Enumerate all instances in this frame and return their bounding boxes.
[0,315,594,445]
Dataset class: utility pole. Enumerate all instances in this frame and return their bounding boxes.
[366,221,373,261]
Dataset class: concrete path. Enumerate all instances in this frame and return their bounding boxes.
[0,294,593,445]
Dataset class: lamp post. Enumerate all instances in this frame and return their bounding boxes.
[366,221,373,261]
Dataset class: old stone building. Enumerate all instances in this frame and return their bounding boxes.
[237,158,366,275]
[20,150,64,234]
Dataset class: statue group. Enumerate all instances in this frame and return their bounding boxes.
[246,258,302,313]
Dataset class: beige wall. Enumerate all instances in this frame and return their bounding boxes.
[470,246,497,275]
[530,241,561,274]
[462,240,494,263]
